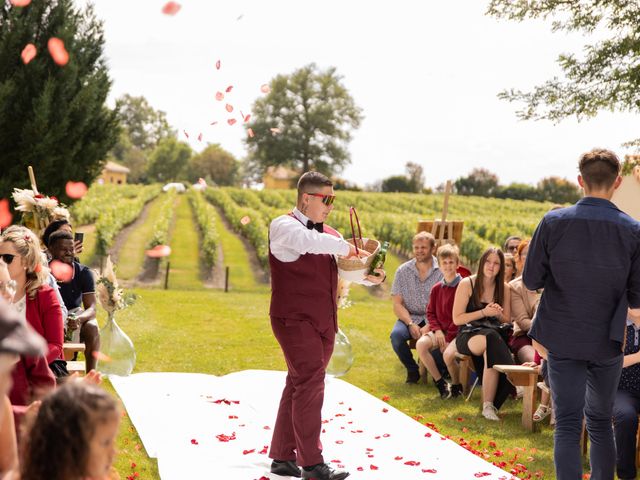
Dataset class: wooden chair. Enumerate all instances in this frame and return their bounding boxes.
[408,339,427,380]
[493,364,539,432]
[63,342,85,361]
[455,353,475,397]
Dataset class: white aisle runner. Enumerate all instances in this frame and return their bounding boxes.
[111,370,518,480]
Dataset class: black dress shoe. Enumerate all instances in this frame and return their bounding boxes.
[405,370,420,384]
[271,460,302,478]
[302,463,350,480]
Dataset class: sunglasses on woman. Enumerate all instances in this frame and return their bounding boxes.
[0,254,16,265]
[305,193,336,206]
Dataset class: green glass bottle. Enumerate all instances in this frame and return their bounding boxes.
[369,241,389,275]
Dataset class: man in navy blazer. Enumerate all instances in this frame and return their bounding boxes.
[524,149,640,480]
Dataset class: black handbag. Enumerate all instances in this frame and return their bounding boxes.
[49,359,69,378]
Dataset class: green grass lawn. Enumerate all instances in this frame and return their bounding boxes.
[101,195,570,479]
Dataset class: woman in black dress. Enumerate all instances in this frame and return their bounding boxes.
[453,247,513,421]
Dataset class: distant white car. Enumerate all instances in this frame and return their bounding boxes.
[162,182,186,193]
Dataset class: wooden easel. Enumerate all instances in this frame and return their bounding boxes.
[417,180,463,247]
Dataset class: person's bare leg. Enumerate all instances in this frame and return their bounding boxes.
[443,342,459,384]
[517,345,536,364]
[416,336,442,381]
[80,321,100,371]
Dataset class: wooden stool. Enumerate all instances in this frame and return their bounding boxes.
[493,364,539,432]
[63,342,85,361]
[455,353,474,396]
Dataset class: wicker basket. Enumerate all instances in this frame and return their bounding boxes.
[337,238,380,282]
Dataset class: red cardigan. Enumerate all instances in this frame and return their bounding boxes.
[25,285,64,363]
[426,281,460,343]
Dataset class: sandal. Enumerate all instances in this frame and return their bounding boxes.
[533,404,551,422]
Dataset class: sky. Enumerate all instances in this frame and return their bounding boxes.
[79,0,640,188]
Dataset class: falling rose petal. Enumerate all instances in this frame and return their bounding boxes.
[183,130,189,139]
[225,104,234,113]
[92,351,112,362]
[0,199,13,229]
[240,216,251,225]
[215,59,221,70]
[247,128,254,138]
[65,181,88,199]
[162,1,181,15]
[197,133,203,142]
[146,245,171,258]
[225,85,233,93]
[270,127,281,134]
[243,114,251,123]
[11,0,31,5]
[47,37,69,66]
[227,118,236,126]
[215,91,224,101]
[260,84,270,93]
[50,260,73,282]
[21,43,37,64]
[210,121,218,126]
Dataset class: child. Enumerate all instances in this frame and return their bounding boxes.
[20,382,120,480]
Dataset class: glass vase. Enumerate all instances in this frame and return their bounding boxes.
[326,328,354,378]
[98,312,136,377]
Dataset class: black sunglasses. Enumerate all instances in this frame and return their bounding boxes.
[0,254,16,265]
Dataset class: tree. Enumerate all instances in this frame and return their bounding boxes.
[381,175,415,193]
[0,0,119,200]
[537,176,581,204]
[146,138,191,183]
[405,162,425,192]
[487,1,640,142]
[494,183,541,201]
[115,94,174,151]
[188,144,239,186]
[245,63,363,176]
[454,168,499,196]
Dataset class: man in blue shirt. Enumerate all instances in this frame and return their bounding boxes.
[524,149,640,480]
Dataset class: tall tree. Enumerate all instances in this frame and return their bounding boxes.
[245,63,363,176]
[487,1,640,143]
[188,144,239,186]
[115,94,174,151]
[455,168,500,197]
[146,138,191,183]
[537,176,581,204]
[405,162,425,192]
[0,0,119,199]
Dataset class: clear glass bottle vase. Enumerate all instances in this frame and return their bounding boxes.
[326,328,354,378]
[98,312,136,377]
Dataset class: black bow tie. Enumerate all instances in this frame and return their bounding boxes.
[306,220,324,232]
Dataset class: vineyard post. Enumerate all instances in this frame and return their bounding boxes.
[164,261,170,290]
[224,266,229,292]
[439,180,452,244]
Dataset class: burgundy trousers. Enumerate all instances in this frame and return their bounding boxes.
[269,316,335,467]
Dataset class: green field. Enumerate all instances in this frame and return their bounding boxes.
[65,186,576,479]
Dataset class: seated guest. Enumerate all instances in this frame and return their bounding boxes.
[503,253,516,283]
[613,308,640,480]
[0,260,55,415]
[19,381,120,480]
[0,227,64,372]
[503,236,521,255]
[453,247,513,421]
[509,240,538,363]
[42,219,83,257]
[390,232,443,383]
[416,244,463,398]
[47,231,98,372]
[0,297,48,480]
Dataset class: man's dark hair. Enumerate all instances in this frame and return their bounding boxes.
[296,171,333,202]
[48,230,73,249]
[42,219,71,247]
[579,149,621,191]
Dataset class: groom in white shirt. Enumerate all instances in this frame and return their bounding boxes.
[268,171,384,480]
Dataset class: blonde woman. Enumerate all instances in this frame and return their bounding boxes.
[0,227,64,374]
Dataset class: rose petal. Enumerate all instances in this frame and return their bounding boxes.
[240,216,251,225]
[242,449,255,455]
[215,59,221,70]
[382,408,388,413]
[215,92,224,101]
[382,395,390,402]
[146,245,171,258]
[11,0,31,5]
[183,130,189,139]
[247,128,254,138]
[92,351,112,362]
[225,85,233,93]
[422,469,437,474]
[0,200,13,228]
[243,114,251,123]
[225,104,233,113]
[47,37,69,66]
[197,133,203,142]
[50,260,73,282]
[21,43,37,64]
[370,465,378,470]
[260,84,270,94]
[65,181,88,199]
[227,118,236,126]
[162,1,181,15]
[190,439,198,445]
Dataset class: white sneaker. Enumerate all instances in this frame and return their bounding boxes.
[516,386,524,399]
[482,402,500,421]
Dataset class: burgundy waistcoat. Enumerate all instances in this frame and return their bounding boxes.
[269,216,340,332]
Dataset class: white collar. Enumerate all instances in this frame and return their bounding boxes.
[292,207,311,225]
